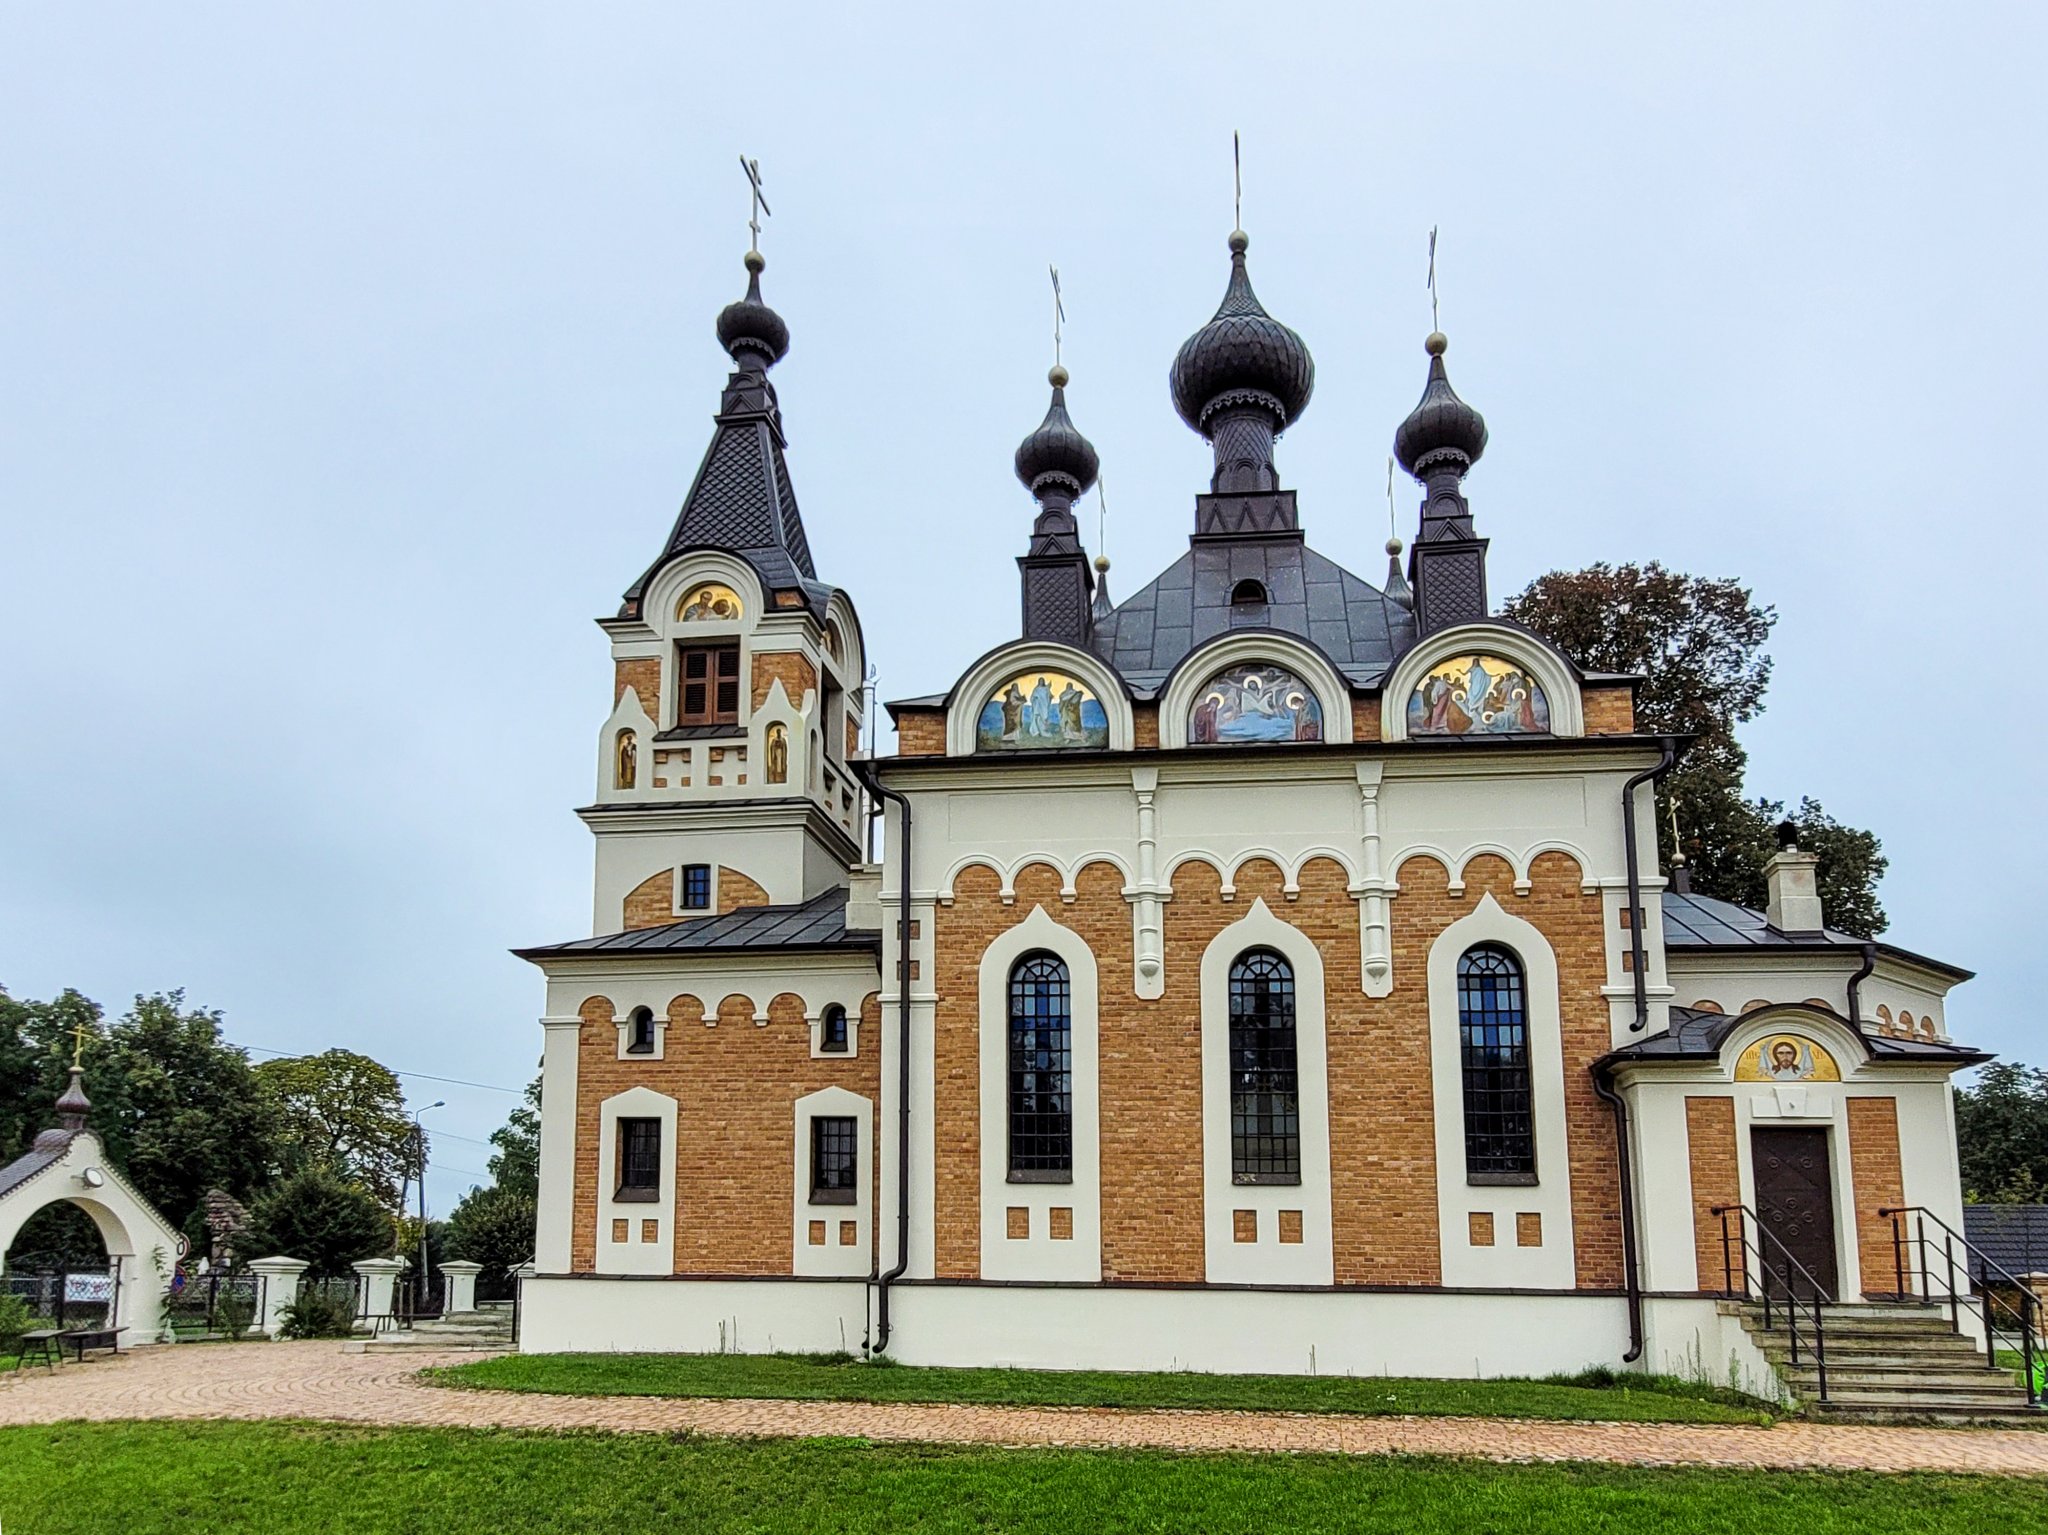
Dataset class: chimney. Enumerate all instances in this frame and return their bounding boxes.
[1764,820,1825,935]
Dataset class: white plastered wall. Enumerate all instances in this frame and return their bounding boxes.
[0,1132,182,1343]
[792,1086,874,1278]
[1200,899,1334,1285]
[594,1085,677,1276]
[977,905,1102,1281]
[1426,894,1578,1288]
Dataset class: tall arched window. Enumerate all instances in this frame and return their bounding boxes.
[1229,949,1300,1183]
[625,1006,655,1055]
[1007,953,1072,1181]
[1458,944,1535,1182]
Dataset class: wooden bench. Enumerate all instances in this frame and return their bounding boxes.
[57,1326,124,1363]
[11,1328,63,1371]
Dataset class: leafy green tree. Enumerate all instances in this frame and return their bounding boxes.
[1955,1064,2048,1203]
[445,1077,540,1289]
[0,987,106,1167]
[235,1167,394,1278]
[254,1049,416,1208]
[487,1078,541,1199]
[1505,561,1887,936]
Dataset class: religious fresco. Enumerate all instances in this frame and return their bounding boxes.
[1734,1035,1842,1084]
[1188,664,1324,745]
[676,582,744,623]
[1408,655,1550,736]
[976,671,1110,751]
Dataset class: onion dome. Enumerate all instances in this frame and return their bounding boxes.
[1169,231,1315,435]
[1393,332,1487,475]
[1014,365,1101,498]
[714,250,790,369]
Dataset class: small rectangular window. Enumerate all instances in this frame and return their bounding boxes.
[810,1116,857,1205]
[677,642,740,726]
[679,864,712,910]
[616,1117,661,1202]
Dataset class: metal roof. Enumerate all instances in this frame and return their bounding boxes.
[1601,1004,1989,1068]
[0,1140,69,1202]
[1962,1205,2048,1281]
[1662,891,1972,981]
[514,887,877,963]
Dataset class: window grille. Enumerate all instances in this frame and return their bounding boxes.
[626,1007,655,1054]
[1007,953,1073,1181]
[810,1116,858,1204]
[1230,578,1269,606]
[678,642,741,725]
[1459,944,1536,1182]
[819,1004,849,1053]
[616,1117,661,1202]
[680,864,712,910]
[1229,948,1301,1183]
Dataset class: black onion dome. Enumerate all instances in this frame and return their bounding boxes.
[715,251,790,367]
[1014,366,1100,496]
[1169,232,1315,434]
[1393,332,1487,474]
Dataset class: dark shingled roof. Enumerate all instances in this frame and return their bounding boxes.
[1601,1004,1990,1068]
[0,1140,70,1201]
[1963,1205,2048,1281]
[515,887,878,963]
[1088,540,1413,695]
[1662,891,1972,981]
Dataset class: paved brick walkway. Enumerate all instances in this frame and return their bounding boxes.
[2,1342,2046,1474]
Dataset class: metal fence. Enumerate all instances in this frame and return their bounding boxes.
[2,1257,121,1331]
[162,1270,263,1339]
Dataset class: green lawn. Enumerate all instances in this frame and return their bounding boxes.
[0,1421,2039,1534]
[430,1351,1777,1424]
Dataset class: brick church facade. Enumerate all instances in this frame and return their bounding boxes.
[517,225,1983,1380]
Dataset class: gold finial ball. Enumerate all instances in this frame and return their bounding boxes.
[1228,229,1249,254]
[743,250,766,274]
[1094,554,1110,573]
[1425,331,1448,356]
[1048,364,1070,388]
[1386,536,1404,556]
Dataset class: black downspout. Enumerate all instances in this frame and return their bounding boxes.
[853,758,913,1354]
[1846,942,1877,1030]
[1606,737,1675,1365]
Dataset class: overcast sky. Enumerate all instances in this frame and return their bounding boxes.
[3,4,2041,1210]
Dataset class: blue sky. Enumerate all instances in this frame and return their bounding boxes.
[3,3,2040,1209]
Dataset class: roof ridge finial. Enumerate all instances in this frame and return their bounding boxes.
[1232,129,1244,244]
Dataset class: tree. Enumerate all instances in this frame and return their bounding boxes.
[487,1077,541,1199]
[1954,1064,2048,1204]
[255,1049,416,1207]
[1504,561,1888,936]
[0,987,106,1169]
[445,1077,540,1289]
[235,1167,393,1278]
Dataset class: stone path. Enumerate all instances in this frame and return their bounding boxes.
[2,1341,2046,1474]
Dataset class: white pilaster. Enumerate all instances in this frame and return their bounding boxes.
[247,1255,310,1339]
[439,1260,483,1316]
[1130,767,1165,998]
[1355,762,1393,996]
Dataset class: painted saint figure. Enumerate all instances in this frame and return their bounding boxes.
[1029,676,1055,739]
[1057,681,1084,742]
[615,730,637,790]
[765,723,789,784]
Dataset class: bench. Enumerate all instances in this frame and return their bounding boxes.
[58,1326,124,1363]
[11,1328,63,1372]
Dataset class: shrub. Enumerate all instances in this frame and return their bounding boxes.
[216,1290,257,1341]
[0,1293,32,1349]
[235,1167,393,1279]
[278,1289,356,1340]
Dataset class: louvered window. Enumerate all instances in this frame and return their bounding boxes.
[678,643,741,725]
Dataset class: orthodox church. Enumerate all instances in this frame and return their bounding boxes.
[517,218,1990,1392]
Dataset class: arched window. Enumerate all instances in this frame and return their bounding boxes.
[1230,579,1269,607]
[819,1003,849,1054]
[1007,953,1072,1181]
[1229,949,1300,1183]
[626,1006,655,1055]
[1458,945,1535,1182]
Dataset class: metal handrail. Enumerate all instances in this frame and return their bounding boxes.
[1880,1204,2041,1407]
[1712,1202,1831,1402]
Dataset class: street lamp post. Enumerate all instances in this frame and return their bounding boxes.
[413,1101,444,1315]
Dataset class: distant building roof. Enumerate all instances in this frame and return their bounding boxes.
[1601,1004,1990,1068]
[0,1140,71,1202]
[1662,891,1972,982]
[1963,1205,2048,1281]
[514,887,877,963]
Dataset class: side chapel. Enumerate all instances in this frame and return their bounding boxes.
[518,223,1986,1384]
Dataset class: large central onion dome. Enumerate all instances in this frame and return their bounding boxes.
[1014,365,1101,498]
[715,250,791,369]
[1169,231,1315,435]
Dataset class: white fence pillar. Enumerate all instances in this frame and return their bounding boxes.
[246,1256,310,1339]
[351,1256,408,1330]
[439,1260,483,1315]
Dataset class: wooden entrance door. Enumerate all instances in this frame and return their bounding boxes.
[1750,1127,1839,1301]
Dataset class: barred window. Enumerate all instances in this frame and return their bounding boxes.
[615,1117,661,1202]
[1459,944,1535,1182]
[626,1006,655,1055]
[1007,952,1072,1181]
[1229,948,1300,1184]
[819,1004,849,1053]
[809,1116,857,1204]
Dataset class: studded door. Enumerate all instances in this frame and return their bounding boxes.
[1750,1127,1839,1301]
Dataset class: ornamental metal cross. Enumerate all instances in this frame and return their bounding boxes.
[1049,265,1065,368]
[1232,131,1243,231]
[740,155,771,255]
[1386,456,1398,537]
[1427,225,1440,332]
[71,1019,88,1071]
[1096,471,1110,557]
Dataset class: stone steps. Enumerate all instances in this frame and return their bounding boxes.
[1730,1302,2040,1425]
[344,1310,514,1355]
